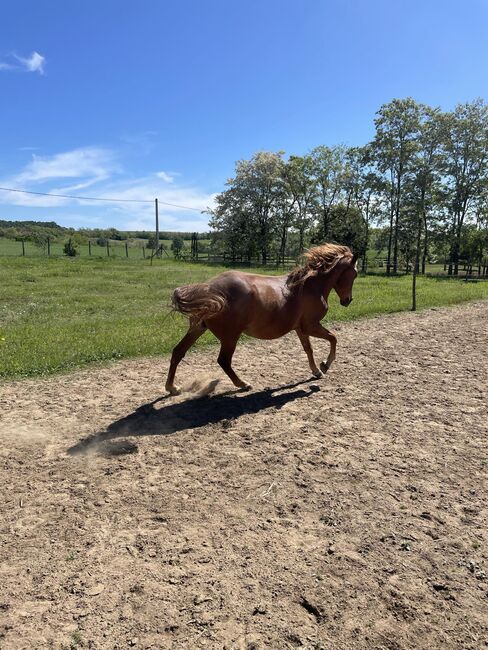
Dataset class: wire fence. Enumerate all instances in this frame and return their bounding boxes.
[2,237,487,279]
[0,238,152,259]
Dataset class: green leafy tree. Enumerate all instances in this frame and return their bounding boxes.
[438,99,488,274]
[63,238,79,257]
[210,151,285,263]
[171,237,184,259]
[372,98,423,273]
[347,145,386,271]
[283,155,317,254]
[308,144,350,241]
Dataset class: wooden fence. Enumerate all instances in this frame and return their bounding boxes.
[366,257,488,278]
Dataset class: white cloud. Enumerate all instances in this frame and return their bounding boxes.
[0,51,46,74]
[0,146,119,208]
[156,171,174,183]
[14,51,46,75]
[14,147,118,184]
[0,145,216,231]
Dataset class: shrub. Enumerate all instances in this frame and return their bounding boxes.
[63,238,79,257]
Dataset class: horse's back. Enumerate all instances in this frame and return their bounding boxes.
[207,270,299,339]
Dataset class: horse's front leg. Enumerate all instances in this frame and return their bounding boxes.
[217,337,251,390]
[305,323,337,374]
[296,329,322,378]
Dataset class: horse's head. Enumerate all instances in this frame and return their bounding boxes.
[334,252,358,306]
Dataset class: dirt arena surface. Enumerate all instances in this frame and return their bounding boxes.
[1,302,487,650]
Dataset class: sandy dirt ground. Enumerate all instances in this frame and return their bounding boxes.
[1,302,487,650]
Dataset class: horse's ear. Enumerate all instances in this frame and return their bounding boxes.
[351,252,358,265]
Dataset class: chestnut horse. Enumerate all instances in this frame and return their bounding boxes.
[165,243,358,395]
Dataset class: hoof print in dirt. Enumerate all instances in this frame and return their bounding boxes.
[299,595,324,622]
[99,439,139,457]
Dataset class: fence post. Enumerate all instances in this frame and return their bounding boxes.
[125,242,129,258]
[22,240,25,256]
[142,246,146,259]
[106,241,110,257]
[89,240,92,256]
[47,237,51,256]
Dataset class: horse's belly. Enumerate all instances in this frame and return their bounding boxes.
[244,316,297,340]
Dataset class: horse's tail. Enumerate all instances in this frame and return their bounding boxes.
[171,283,226,321]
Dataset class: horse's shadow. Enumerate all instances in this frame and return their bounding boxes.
[67,378,320,456]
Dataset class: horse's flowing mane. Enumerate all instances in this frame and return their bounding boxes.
[286,243,352,289]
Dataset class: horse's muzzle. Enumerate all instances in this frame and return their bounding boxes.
[340,297,352,307]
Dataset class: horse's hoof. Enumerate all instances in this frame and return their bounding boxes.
[238,382,252,391]
[320,362,329,374]
[312,370,323,379]
[166,385,181,396]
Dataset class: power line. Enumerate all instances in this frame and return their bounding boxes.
[0,186,152,203]
[0,185,204,212]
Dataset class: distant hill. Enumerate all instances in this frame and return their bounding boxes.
[0,220,209,243]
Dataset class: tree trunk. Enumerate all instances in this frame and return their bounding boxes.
[421,211,428,274]
[448,214,463,276]
[386,174,395,275]
[322,208,329,241]
[362,221,369,273]
[412,214,422,311]
[448,214,457,276]
[393,205,400,273]
[453,221,463,276]
[393,163,403,274]
[280,224,288,266]
[299,224,305,254]
[386,198,394,275]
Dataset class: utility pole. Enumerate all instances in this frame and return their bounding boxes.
[155,198,159,256]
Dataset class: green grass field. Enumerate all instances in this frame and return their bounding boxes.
[1,255,487,380]
[0,236,166,259]
[0,237,211,259]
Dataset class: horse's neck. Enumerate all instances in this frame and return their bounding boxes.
[310,270,337,300]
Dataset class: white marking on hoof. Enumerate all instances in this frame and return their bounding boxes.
[166,385,181,396]
[312,370,323,379]
[320,361,329,374]
[238,382,252,391]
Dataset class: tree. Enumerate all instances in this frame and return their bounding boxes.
[209,185,258,261]
[210,151,285,263]
[63,238,79,257]
[347,145,386,271]
[438,99,488,275]
[308,145,350,241]
[328,204,368,254]
[372,98,423,273]
[282,155,316,256]
[171,237,184,259]
[406,106,443,308]
[32,230,50,253]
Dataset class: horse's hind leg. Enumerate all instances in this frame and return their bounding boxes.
[296,329,322,378]
[165,319,207,395]
[305,323,337,374]
[217,337,251,390]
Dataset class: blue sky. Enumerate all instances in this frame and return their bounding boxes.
[1,0,487,232]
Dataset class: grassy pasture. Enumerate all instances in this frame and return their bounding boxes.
[1,255,487,380]
[0,236,166,259]
[0,237,211,259]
